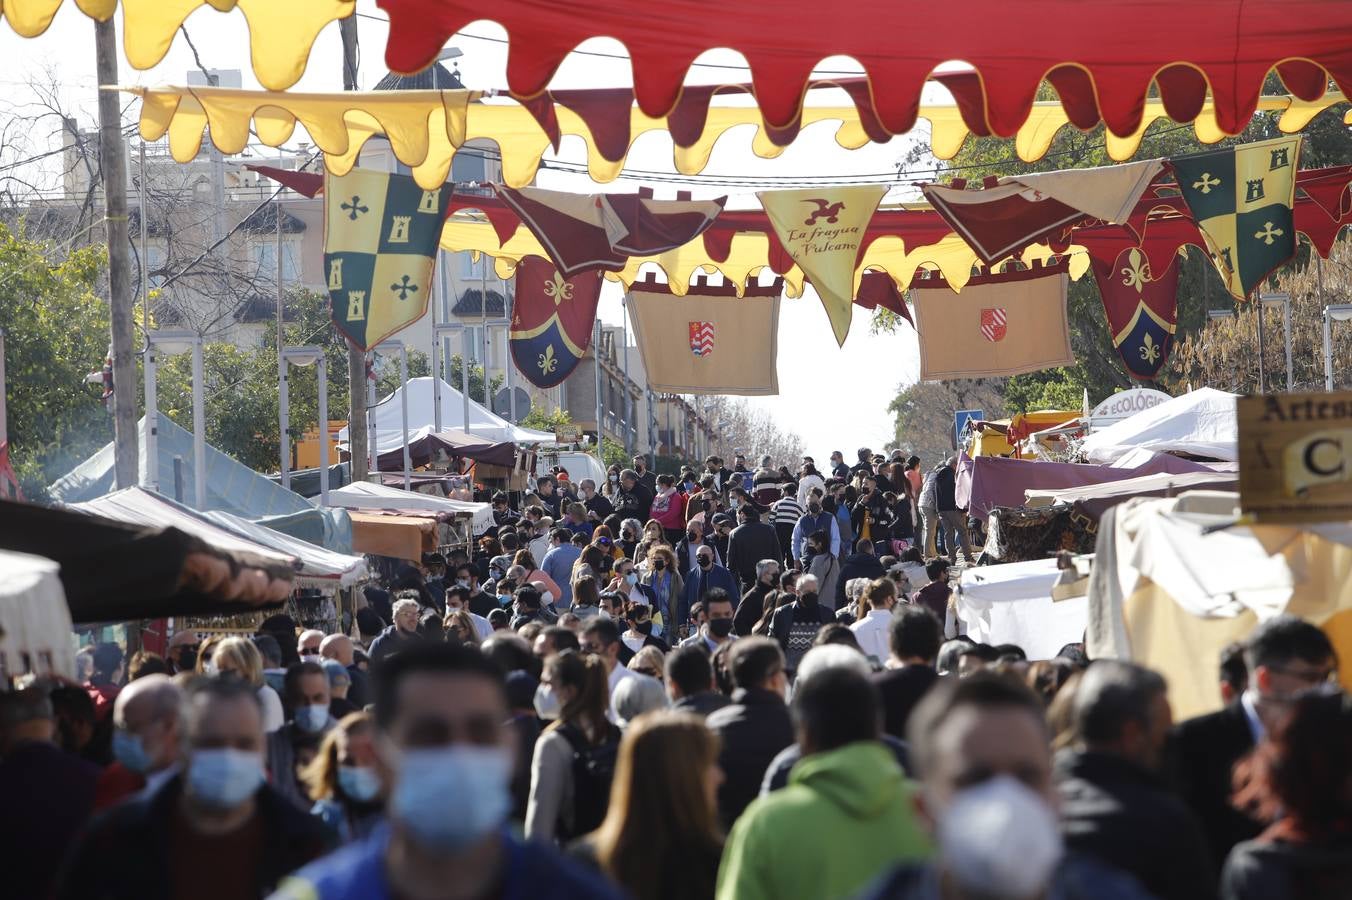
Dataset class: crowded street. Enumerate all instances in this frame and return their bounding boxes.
[2,2,1352,899]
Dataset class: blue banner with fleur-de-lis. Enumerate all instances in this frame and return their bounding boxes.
[1090,246,1180,381]
[509,256,603,388]
[323,168,453,351]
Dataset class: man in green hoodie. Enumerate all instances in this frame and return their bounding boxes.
[715,666,931,900]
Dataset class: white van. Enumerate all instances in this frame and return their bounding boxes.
[537,449,608,488]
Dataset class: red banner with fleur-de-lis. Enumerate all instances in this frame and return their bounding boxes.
[509,256,604,388]
[1088,246,1180,381]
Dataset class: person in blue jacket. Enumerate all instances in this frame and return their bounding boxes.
[269,644,623,900]
[680,546,739,630]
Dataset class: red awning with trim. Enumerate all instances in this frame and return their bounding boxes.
[377,0,1352,138]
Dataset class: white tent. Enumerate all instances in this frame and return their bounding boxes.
[1080,388,1238,465]
[323,481,495,533]
[956,558,1089,661]
[0,549,76,679]
[339,377,554,448]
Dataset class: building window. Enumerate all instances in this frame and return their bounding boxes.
[253,239,299,283]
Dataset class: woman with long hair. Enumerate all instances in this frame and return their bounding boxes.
[209,636,285,732]
[641,545,683,630]
[444,609,480,646]
[526,650,621,843]
[651,473,688,546]
[574,711,724,900]
[1224,690,1352,899]
[302,712,382,843]
[572,543,607,585]
[634,519,669,568]
[512,548,562,601]
[591,523,625,561]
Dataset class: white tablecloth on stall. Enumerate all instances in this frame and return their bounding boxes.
[956,558,1088,660]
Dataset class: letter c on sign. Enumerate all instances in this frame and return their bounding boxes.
[1305,437,1345,478]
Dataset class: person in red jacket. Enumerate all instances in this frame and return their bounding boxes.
[651,473,688,546]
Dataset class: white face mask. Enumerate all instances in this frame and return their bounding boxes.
[533,683,561,720]
[935,775,1063,900]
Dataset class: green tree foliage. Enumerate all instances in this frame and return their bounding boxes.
[888,378,1006,465]
[520,405,572,434]
[0,225,111,496]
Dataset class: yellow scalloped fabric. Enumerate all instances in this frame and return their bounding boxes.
[128,84,1350,190]
[4,1,351,91]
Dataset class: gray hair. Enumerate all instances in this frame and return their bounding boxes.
[795,644,872,686]
[392,597,421,619]
[620,468,639,482]
[579,478,596,491]
[845,577,870,601]
[797,574,820,594]
[1074,660,1167,745]
[755,558,780,579]
[620,518,643,538]
[612,673,668,726]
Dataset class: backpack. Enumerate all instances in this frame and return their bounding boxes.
[556,722,622,839]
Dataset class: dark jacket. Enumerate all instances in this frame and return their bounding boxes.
[583,493,614,522]
[770,598,836,652]
[615,481,654,522]
[726,520,782,590]
[759,734,912,795]
[673,691,732,718]
[636,469,658,494]
[57,775,334,900]
[835,551,885,609]
[2,740,100,900]
[1221,833,1352,900]
[736,581,776,636]
[1056,749,1215,900]
[872,665,939,742]
[366,624,421,664]
[706,687,794,830]
[1170,702,1262,870]
[935,466,958,511]
[679,562,739,627]
[861,854,1157,900]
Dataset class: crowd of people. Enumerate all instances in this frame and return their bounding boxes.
[3,448,1351,899]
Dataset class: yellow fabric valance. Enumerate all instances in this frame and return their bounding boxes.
[10,1,351,91]
[129,84,1352,191]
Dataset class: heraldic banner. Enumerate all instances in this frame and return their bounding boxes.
[913,261,1074,381]
[758,185,886,347]
[627,274,781,395]
[1089,246,1180,381]
[324,168,453,351]
[1171,136,1301,301]
[509,256,604,389]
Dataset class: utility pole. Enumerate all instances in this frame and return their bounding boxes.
[340,16,368,483]
[95,18,138,489]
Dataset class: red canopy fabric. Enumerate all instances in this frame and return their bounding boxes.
[377,0,1352,138]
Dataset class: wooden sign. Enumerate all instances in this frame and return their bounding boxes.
[1238,391,1352,523]
[554,425,583,444]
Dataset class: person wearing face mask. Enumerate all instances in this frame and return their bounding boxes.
[1054,662,1214,900]
[445,585,494,640]
[302,713,383,844]
[802,530,840,612]
[59,678,333,900]
[640,547,682,633]
[609,560,658,612]
[792,494,840,564]
[542,528,584,607]
[679,590,738,654]
[770,584,836,677]
[212,636,287,733]
[621,601,670,655]
[275,644,620,900]
[97,675,184,810]
[727,505,782,596]
[369,597,427,664]
[680,548,739,632]
[859,674,1153,900]
[1173,615,1338,872]
[631,454,658,494]
[298,629,325,664]
[450,563,495,619]
[267,661,340,811]
[735,560,780,637]
[674,519,720,576]
[617,517,643,561]
[320,634,369,710]
[579,477,615,523]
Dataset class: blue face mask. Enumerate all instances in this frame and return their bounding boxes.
[113,729,152,774]
[390,745,512,850]
[187,748,264,809]
[295,704,331,734]
[337,765,382,803]
[625,572,639,587]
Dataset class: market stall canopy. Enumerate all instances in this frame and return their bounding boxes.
[371,426,520,472]
[201,510,367,588]
[1080,388,1239,465]
[5,0,351,90]
[0,549,76,679]
[337,377,553,447]
[1025,469,1240,522]
[128,84,1351,189]
[956,558,1088,661]
[0,496,293,623]
[961,452,1232,520]
[1088,492,1352,719]
[378,0,1352,139]
[324,480,495,533]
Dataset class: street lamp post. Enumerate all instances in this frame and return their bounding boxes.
[1259,292,1293,392]
[1324,305,1352,391]
[144,330,206,509]
[374,340,412,490]
[280,346,329,505]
